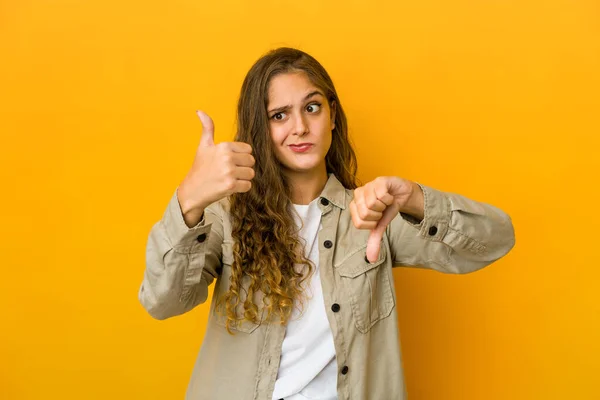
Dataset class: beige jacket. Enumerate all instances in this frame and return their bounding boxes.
[139,174,515,400]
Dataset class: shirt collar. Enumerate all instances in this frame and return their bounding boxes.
[319,173,348,210]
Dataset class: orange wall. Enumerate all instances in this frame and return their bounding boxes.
[1,1,598,399]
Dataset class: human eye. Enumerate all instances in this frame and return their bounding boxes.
[271,112,287,121]
[306,103,321,113]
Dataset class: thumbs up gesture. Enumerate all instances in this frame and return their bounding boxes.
[349,177,424,263]
[177,110,255,221]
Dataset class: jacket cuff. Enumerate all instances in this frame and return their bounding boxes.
[163,187,213,254]
[400,183,451,241]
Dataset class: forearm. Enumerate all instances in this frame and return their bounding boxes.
[390,184,516,273]
[177,183,207,228]
[139,188,222,319]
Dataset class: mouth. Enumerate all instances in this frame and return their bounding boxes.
[288,143,314,153]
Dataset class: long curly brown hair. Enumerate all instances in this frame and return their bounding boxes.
[217,47,358,333]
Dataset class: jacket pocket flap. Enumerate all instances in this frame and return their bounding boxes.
[336,244,386,278]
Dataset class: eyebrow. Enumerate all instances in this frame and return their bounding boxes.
[267,90,325,114]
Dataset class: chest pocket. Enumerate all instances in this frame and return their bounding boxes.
[335,244,395,333]
[212,241,260,334]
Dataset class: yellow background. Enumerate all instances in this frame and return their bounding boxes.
[1,0,598,399]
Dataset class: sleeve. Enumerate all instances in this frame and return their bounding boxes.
[138,186,224,320]
[386,183,516,274]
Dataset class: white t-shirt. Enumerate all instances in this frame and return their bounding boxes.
[271,197,338,400]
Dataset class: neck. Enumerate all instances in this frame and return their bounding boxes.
[285,166,329,205]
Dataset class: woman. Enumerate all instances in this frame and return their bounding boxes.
[139,47,515,400]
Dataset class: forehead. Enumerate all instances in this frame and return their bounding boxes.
[267,71,321,105]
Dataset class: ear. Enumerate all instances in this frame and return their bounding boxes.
[330,100,337,131]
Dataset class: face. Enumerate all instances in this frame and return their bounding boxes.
[267,71,336,178]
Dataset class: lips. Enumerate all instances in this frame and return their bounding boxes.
[289,143,313,153]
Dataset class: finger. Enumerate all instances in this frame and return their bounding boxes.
[365,186,387,212]
[222,141,253,154]
[366,203,401,263]
[231,153,255,168]
[377,203,401,232]
[375,190,395,207]
[234,180,252,193]
[360,221,378,230]
[196,110,215,148]
[372,179,394,206]
[350,201,378,229]
[366,229,383,263]
[233,166,255,181]
[355,186,386,213]
[356,203,383,222]
[354,186,385,221]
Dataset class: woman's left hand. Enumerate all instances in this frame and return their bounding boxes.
[350,176,424,263]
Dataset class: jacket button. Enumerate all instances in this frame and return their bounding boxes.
[196,233,207,243]
[320,198,329,206]
[331,303,340,312]
[428,226,438,236]
[341,366,349,375]
[324,240,333,249]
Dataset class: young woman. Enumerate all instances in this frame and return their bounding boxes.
[139,47,515,400]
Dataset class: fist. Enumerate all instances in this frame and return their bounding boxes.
[178,110,256,213]
[349,177,421,263]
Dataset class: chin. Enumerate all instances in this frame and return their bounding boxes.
[287,156,317,166]
[283,161,324,174]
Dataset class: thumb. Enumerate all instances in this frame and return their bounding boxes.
[366,228,384,264]
[366,204,399,263]
[196,110,215,147]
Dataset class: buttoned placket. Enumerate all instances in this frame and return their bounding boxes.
[316,196,351,400]
[257,193,351,400]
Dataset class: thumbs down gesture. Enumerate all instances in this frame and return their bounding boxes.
[350,177,425,263]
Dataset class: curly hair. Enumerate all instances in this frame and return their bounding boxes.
[216,47,358,334]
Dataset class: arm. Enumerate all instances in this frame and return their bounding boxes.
[387,183,516,273]
[138,186,224,320]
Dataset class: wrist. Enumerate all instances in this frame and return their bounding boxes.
[177,181,207,216]
[401,181,425,221]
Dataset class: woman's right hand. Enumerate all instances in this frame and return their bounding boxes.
[176,110,255,226]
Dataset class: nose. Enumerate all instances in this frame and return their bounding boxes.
[292,112,309,136]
